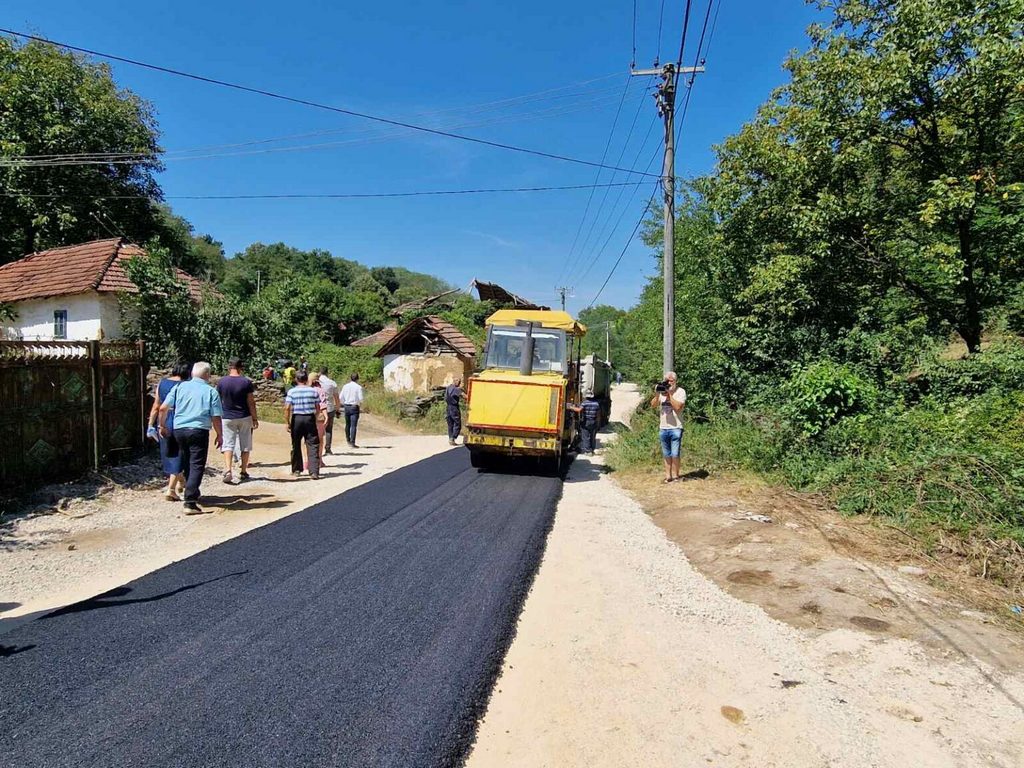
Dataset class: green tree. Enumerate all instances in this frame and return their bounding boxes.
[0,36,164,261]
[370,266,400,294]
[152,205,225,281]
[712,0,1024,353]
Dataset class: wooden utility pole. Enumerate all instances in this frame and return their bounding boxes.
[631,62,703,374]
[555,286,572,311]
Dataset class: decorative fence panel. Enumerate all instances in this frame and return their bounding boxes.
[0,341,146,491]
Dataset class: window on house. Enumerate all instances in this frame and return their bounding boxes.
[53,309,68,340]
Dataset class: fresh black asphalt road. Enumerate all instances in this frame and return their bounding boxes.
[0,449,563,768]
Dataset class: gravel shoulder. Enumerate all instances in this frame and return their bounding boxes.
[467,384,1024,768]
[1,415,449,629]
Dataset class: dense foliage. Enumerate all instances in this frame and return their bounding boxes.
[0,37,164,261]
[611,0,1024,553]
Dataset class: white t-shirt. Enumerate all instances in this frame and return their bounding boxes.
[319,375,338,412]
[659,387,686,429]
[340,381,364,407]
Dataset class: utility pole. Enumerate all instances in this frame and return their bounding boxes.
[605,321,611,363]
[632,62,703,374]
[555,286,572,312]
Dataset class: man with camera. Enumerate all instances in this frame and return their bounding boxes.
[650,371,686,483]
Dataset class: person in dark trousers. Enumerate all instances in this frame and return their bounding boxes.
[572,390,602,455]
[445,377,463,446]
[317,367,341,454]
[340,373,364,448]
[159,361,223,513]
[285,370,321,479]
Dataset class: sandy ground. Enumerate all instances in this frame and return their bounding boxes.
[0,414,451,630]
[467,384,1024,768]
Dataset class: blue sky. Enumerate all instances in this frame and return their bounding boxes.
[4,1,819,314]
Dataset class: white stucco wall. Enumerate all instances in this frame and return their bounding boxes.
[382,353,468,393]
[3,292,131,341]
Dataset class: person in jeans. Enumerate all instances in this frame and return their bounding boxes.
[650,371,686,483]
[146,360,189,501]
[573,390,602,455]
[160,361,223,513]
[340,372,364,448]
[285,370,321,479]
[216,357,259,485]
[444,377,463,446]
[317,367,341,454]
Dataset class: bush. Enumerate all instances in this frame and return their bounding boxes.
[307,343,382,383]
[913,340,1024,400]
[782,361,877,437]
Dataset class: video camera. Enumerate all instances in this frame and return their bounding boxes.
[655,380,671,393]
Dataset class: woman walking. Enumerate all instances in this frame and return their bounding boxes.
[312,377,329,465]
[147,360,190,500]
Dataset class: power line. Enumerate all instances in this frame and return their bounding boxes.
[554,76,634,287]
[1,181,647,201]
[631,0,638,69]
[1,87,654,168]
[1,75,637,162]
[585,0,722,309]
[564,108,658,284]
[657,0,667,64]
[562,89,655,281]
[0,28,661,179]
[586,184,660,307]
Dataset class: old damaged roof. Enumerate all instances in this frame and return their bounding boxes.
[0,238,207,303]
[375,315,476,359]
[350,325,399,348]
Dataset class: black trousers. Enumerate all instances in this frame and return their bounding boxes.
[446,409,461,441]
[324,410,336,451]
[173,427,210,502]
[290,414,320,476]
[579,421,598,453]
[344,405,360,445]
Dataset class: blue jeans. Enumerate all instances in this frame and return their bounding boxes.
[344,405,360,445]
[659,428,683,459]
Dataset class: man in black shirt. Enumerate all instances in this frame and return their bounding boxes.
[445,377,463,446]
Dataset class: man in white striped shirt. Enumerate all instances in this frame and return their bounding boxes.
[285,370,321,479]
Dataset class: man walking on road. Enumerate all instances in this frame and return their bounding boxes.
[445,377,463,446]
[340,373,364,448]
[285,370,321,479]
[216,357,259,484]
[317,366,341,454]
[160,361,223,513]
[574,390,602,455]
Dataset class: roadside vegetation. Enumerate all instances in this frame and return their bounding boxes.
[608,0,1024,583]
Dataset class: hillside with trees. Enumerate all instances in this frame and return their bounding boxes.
[610,0,1024,580]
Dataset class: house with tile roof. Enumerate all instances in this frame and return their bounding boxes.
[0,238,207,342]
[374,315,477,393]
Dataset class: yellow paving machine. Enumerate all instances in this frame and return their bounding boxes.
[465,309,586,473]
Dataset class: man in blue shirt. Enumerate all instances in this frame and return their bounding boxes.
[285,370,321,479]
[160,361,223,513]
[571,389,603,455]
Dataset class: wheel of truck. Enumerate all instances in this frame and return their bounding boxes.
[469,450,491,471]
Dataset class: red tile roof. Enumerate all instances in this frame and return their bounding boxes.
[0,238,207,303]
[375,315,477,359]
[350,325,399,348]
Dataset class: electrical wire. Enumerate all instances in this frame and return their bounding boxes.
[553,76,634,287]
[2,75,634,162]
[584,0,721,309]
[0,181,648,201]
[0,28,661,178]
[1,87,653,168]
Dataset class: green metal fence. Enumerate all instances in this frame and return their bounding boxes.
[0,341,146,490]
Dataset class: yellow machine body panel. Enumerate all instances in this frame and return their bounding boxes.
[467,371,565,437]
